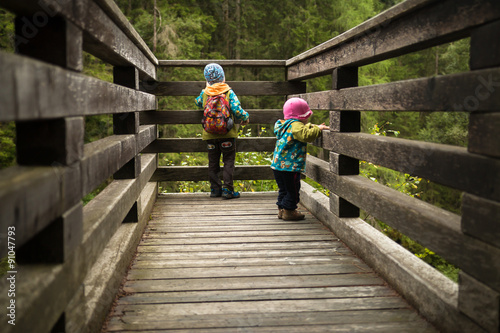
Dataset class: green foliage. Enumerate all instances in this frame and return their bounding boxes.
[0,9,14,52]
[82,178,113,206]
[0,256,10,277]
[0,122,16,169]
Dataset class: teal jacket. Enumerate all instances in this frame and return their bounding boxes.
[271,119,322,172]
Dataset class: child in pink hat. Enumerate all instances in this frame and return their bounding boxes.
[271,98,329,220]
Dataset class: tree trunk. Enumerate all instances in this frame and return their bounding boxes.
[153,0,157,53]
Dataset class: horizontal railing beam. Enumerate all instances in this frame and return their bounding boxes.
[152,165,273,182]
[81,125,156,196]
[0,52,156,122]
[2,0,157,79]
[143,138,276,153]
[140,109,283,125]
[141,81,306,96]
[292,67,500,112]
[159,60,286,67]
[320,132,500,202]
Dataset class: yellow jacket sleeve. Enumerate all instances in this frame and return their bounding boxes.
[291,122,322,143]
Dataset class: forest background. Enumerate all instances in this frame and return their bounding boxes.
[0,0,470,280]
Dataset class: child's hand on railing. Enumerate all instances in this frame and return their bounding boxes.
[317,123,329,130]
[240,119,249,126]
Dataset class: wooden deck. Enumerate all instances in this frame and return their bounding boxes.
[104,192,436,332]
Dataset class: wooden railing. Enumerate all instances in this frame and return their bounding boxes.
[1,0,499,332]
[288,0,500,332]
[0,1,158,332]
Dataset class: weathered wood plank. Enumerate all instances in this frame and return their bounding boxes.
[306,155,500,292]
[135,249,353,264]
[93,0,158,66]
[143,229,334,239]
[144,222,322,231]
[293,67,500,112]
[461,193,500,248]
[2,0,157,78]
[140,109,283,125]
[143,137,276,153]
[458,272,500,333]
[0,165,78,255]
[113,297,408,317]
[320,131,500,201]
[106,309,432,332]
[132,256,363,270]
[123,272,383,294]
[287,0,500,80]
[159,59,286,67]
[117,285,394,304]
[0,52,156,122]
[82,154,156,274]
[140,234,338,246]
[81,126,156,196]
[468,112,500,158]
[152,165,274,181]
[137,241,344,253]
[144,81,307,96]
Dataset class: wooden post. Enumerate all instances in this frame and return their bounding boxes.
[113,66,141,222]
[15,15,84,265]
[458,19,500,333]
[14,15,85,332]
[329,67,360,217]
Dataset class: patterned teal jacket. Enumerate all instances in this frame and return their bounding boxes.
[271,119,322,172]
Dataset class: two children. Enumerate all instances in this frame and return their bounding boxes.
[196,64,328,215]
[196,63,249,199]
[271,97,329,220]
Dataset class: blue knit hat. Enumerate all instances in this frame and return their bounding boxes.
[204,63,225,85]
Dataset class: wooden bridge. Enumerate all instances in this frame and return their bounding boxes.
[0,0,499,332]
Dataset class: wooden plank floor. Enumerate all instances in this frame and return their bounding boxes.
[105,192,436,332]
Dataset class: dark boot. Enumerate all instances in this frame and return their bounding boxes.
[283,209,305,221]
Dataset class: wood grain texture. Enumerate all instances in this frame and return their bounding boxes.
[143,137,276,153]
[0,52,156,122]
[104,193,435,332]
[292,67,500,112]
[159,59,286,67]
[145,81,307,96]
[2,0,157,78]
[152,165,274,182]
[140,109,283,125]
[321,131,500,201]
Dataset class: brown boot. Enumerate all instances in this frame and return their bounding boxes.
[278,208,284,219]
[283,209,305,221]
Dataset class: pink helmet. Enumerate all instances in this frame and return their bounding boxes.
[283,98,313,120]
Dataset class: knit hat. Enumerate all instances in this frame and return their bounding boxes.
[283,98,313,120]
[204,63,225,85]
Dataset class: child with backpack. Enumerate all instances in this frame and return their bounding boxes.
[196,63,250,199]
[271,97,329,220]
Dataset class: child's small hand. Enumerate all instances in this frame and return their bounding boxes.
[318,123,330,131]
[241,119,249,126]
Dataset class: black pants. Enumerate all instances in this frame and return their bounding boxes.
[207,138,236,191]
[273,169,301,210]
